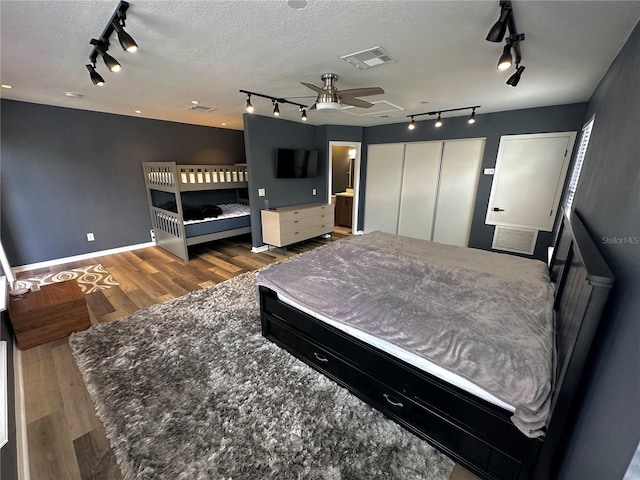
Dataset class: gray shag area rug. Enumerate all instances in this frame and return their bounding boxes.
[70,272,455,480]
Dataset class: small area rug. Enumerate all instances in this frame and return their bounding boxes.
[70,272,455,480]
[16,264,119,294]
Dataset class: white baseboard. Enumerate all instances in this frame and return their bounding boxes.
[11,242,155,273]
[14,341,30,480]
[251,245,270,253]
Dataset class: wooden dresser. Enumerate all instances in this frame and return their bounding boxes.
[8,281,91,350]
[261,203,334,248]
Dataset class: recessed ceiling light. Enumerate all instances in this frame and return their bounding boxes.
[1,84,13,89]
[65,92,83,98]
[134,110,142,114]
[287,0,307,9]
[221,123,227,126]
[191,100,199,105]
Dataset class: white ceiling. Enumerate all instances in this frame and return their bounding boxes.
[1,1,639,131]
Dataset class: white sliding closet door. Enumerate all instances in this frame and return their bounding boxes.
[432,139,484,246]
[364,143,405,234]
[397,142,443,240]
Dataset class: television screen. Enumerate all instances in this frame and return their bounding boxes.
[276,149,318,178]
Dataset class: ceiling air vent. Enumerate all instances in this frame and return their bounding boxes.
[341,46,394,70]
[188,104,216,113]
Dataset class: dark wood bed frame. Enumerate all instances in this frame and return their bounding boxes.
[259,210,614,480]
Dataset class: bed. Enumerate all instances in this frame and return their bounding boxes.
[256,210,614,480]
[142,162,251,261]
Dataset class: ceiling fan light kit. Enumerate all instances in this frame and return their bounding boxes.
[486,0,526,86]
[240,73,384,121]
[86,1,139,86]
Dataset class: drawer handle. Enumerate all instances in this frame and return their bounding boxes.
[314,352,329,363]
[383,393,403,408]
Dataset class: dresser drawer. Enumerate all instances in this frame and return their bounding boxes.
[279,213,330,234]
[278,223,332,245]
[277,204,332,222]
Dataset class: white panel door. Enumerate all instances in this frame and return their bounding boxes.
[397,142,443,240]
[486,132,576,231]
[364,143,405,234]
[433,139,485,246]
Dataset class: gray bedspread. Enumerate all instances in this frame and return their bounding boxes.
[256,231,555,438]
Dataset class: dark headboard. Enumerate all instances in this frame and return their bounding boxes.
[539,209,614,474]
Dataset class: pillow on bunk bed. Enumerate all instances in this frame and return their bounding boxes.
[155,201,223,220]
[199,205,223,218]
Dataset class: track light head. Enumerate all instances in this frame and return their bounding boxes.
[101,48,121,72]
[113,20,138,53]
[91,39,121,72]
[486,1,512,42]
[497,43,513,70]
[273,101,280,117]
[408,117,416,130]
[86,64,105,86]
[301,108,307,121]
[245,95,254,113]
[506,65,526,86]
[468,109,477,124]
[435,113,443,128]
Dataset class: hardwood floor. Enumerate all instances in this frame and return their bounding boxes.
[15,231,478,480]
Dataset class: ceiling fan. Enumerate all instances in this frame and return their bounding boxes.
[301,73,384,111]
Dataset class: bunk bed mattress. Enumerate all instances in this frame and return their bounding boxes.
[183,203,250,238]
[255,231,555,438]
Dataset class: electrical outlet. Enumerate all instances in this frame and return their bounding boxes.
[87,233,95,241]
[150,229,156,242]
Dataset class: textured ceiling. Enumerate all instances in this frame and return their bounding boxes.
[1,1,639,131]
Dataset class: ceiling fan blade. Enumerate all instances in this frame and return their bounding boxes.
[339,87,384,97]
[301,82,325,94]
[341,97,374,109]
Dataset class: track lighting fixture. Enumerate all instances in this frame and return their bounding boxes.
[245,95,255,113]
[507,65,526,86]
[86,63,105,86]
[86,1,139,86]
[239,89,309,121]
[468,109,477,124]
[406,105,480,130]
[486,1,526,85]
[497,43,512,70]
[112,16,138,53]
[486,0,512,42]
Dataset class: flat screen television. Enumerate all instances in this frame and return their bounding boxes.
[276,149,318,178]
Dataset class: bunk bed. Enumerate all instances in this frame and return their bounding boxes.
[257,210,614,480]
[142,162,251,261]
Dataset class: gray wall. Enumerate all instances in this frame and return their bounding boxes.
[243,114,363,247]
[362,104,587,261]
[556,20,640,480]
[1,100,245,266]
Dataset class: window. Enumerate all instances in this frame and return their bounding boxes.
[563,115,595,213]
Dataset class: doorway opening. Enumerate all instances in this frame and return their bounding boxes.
[328,141,361,235]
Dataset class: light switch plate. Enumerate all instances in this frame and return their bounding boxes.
[484,168,495,175]
[258,188,266,197]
